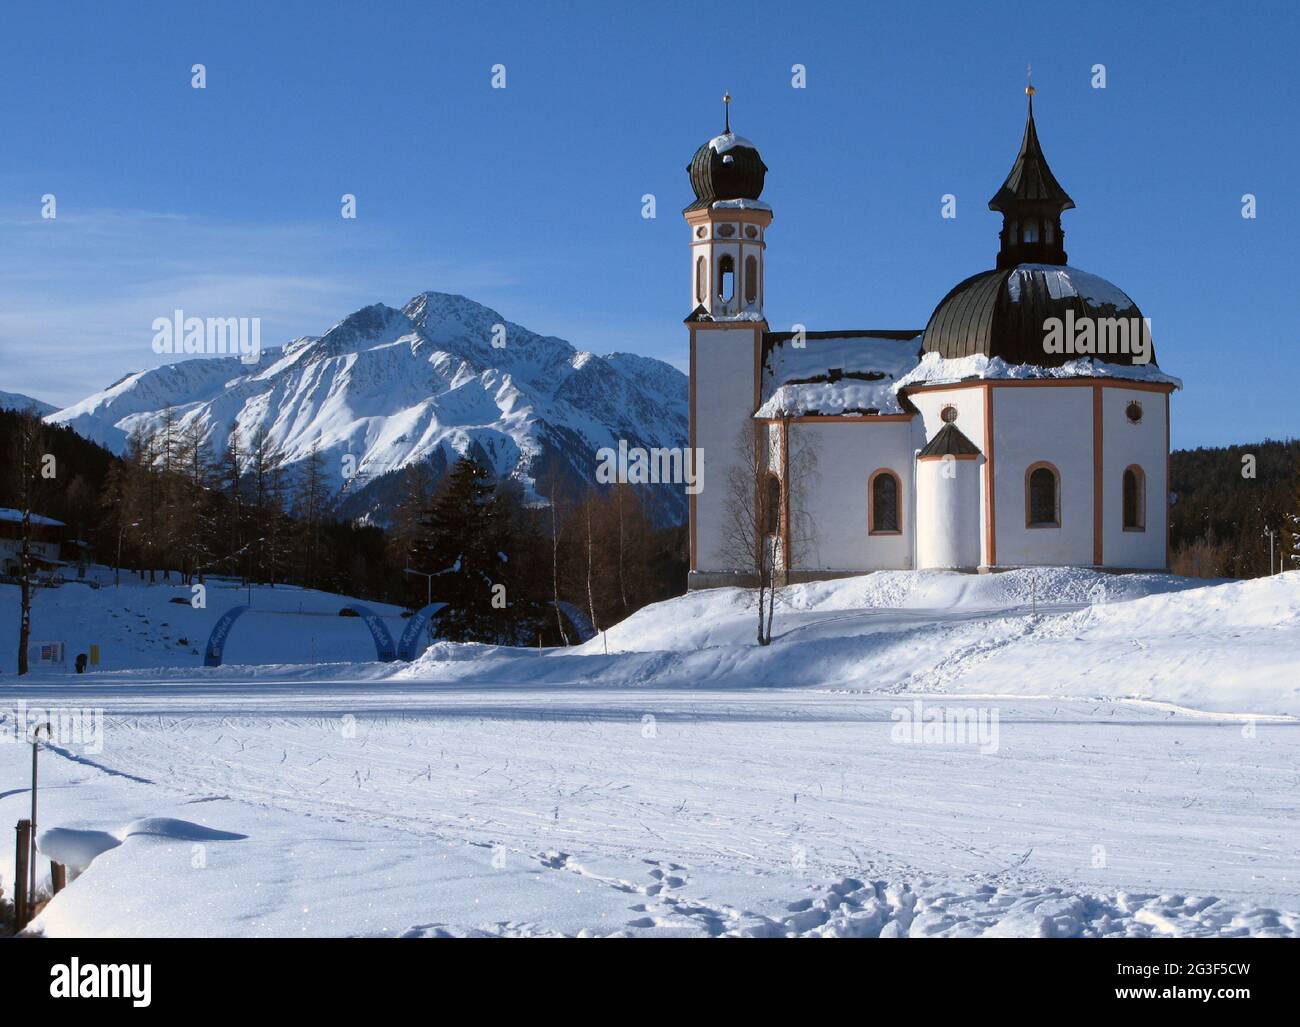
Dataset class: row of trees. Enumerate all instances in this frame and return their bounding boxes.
[3,406,688,668]
[1169,439,1300,578]
[102,414,346,592]
[388,457,683,644]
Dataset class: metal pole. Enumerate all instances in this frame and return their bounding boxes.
[30,724,50,914]
[15,820,31,925]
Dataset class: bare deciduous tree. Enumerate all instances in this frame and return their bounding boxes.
[721,420,819,646]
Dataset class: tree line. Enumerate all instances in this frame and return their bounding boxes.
[1169,438,1300,577]
[1,407,688,663]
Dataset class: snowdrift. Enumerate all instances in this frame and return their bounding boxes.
[399,569,1300,717]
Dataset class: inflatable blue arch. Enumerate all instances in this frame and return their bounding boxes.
[397,602,448,661]
[203,603,399,667]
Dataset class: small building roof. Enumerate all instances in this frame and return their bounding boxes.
[918,422,981,458]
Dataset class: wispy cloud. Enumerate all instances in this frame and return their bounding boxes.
[0,207,519,406]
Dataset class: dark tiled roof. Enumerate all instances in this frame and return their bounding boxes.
[988,98,1075,215]
[919,422,981,458]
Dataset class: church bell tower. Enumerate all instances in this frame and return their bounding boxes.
[685,95,773,588]
[684,93,771,320]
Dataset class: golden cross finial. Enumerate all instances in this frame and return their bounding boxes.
[1025,64,1036,97]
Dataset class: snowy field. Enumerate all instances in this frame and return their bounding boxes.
[2,567,1298,937]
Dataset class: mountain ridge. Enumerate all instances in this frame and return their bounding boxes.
[45,291,689,524]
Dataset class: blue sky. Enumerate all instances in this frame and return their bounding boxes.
[0,0,1294,448]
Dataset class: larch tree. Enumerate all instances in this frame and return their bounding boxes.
[9,407,47,675]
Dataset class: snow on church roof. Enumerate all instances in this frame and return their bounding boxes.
[755,332,923,418]
[895,351,1183,391]
[753,333,1180,420]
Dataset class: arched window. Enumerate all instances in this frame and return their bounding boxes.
[1023,222,1039,244]
[762,473,781,536]
[744,255,758,304]
[717,254,735,302]
[695,256,705,305]
[869,469,901,535]
[1026,463,1060,528]
[1122,465,1145,531]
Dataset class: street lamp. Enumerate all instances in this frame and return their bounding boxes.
[115,520,140,587]
[403,567,433,608]
[1263,526,1277,575]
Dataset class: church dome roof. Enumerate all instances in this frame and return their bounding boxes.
[922,89,1157,369]
[686,132,767,210]
[686,91,768,214]
[921,263,1155,367]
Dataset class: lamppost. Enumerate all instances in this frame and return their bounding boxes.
[403,567,433,608]
[115,520,139,587]
[29,721,51,918]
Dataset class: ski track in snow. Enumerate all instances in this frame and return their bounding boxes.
[4,690,1297,938]
[2,566,1298,937]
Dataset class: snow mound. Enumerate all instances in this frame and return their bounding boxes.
[593,567,1203,652]
[38,818,246,874]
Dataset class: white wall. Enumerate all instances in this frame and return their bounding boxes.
[1101,386,1168,569]
[992,386,1095,567]
[907,387,990,566]
[916,457,982,569]
[694,328,759,573]
[787,419,915,572]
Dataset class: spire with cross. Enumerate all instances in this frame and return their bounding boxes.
[987,73,1075,269]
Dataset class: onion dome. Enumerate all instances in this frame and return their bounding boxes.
[685,93,767,211]
[922,264,1155,367]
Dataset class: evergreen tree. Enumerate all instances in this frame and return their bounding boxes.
[1283,470,1300,573]
[415,458,508,641]
[391,461,436,578]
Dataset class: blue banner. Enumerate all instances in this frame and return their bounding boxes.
[397,602,448,661]
[347,603,398,663]
[203,605,250,667]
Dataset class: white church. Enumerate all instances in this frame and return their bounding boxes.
[685,89,1182,589]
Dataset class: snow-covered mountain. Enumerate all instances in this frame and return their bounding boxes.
[47,292,688,523]
[0,390,57,416]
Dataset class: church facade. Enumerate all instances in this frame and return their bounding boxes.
[685,91,1181,589]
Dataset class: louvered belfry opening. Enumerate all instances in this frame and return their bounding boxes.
[988,92,1075,270]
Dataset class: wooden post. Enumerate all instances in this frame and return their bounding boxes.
[14,819,31,926]
[51,861,66,895]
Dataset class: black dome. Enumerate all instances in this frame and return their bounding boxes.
[922,264,1156,367]
[686,132,767,211]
